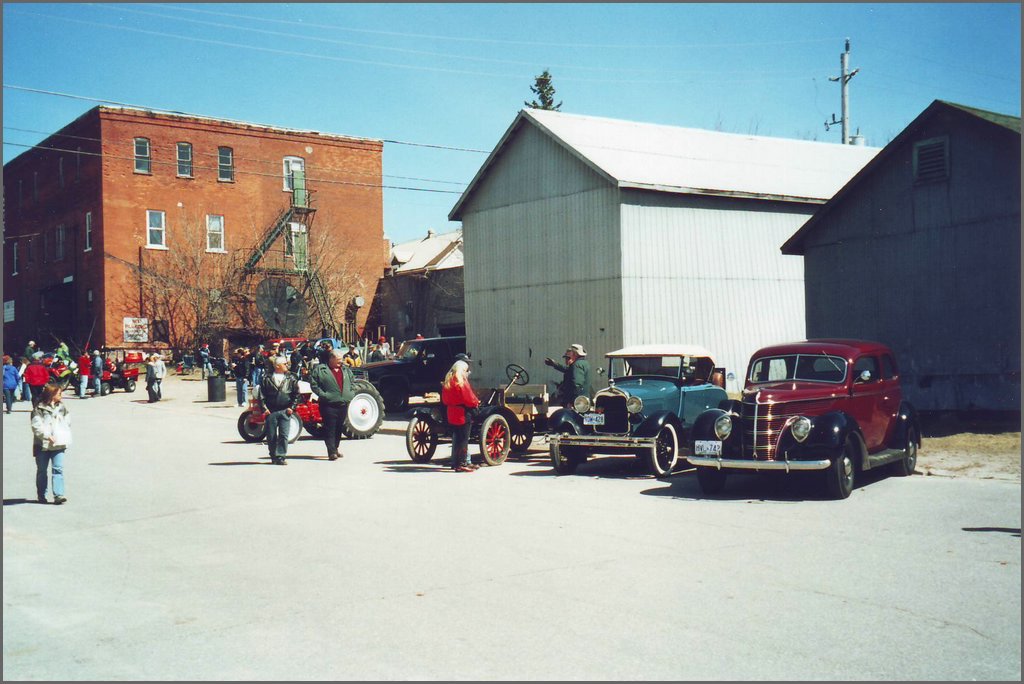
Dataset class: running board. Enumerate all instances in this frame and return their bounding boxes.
[864,447,906,471]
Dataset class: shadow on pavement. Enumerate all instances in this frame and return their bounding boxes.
[3,498,44,506]
[640,466,896,502]
[962,526,1021,537]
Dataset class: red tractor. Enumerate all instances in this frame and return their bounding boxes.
[236,375,385,443]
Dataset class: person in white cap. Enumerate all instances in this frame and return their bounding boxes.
[545,343,592,408]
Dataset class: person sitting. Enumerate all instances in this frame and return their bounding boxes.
[343,343,362,367]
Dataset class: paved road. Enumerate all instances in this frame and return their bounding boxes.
[3,376,1020,680]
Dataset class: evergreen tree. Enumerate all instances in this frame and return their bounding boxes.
[524,69,562,111]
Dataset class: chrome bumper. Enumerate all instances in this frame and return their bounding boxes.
[548,433,656,452]
[687,455,831,472]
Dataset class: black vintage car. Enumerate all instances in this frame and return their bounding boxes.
[363,336,466,412]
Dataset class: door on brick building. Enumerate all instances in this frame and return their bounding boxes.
[289,222,308,271]
[39,282,75,349]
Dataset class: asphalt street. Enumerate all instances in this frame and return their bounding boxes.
[3,376,1021,681]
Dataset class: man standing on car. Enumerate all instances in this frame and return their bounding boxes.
[259,356,300,466]
[544,343,592,409]
[309,349,355,461]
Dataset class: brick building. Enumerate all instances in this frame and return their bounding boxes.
[3,106,386,356]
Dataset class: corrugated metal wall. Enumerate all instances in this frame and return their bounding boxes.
[620,191,815,393]
[803,112,1021,411]
[461,123,623,390]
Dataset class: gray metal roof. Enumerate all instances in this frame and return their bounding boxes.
[451,109,879,219]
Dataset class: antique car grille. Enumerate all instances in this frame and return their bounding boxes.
[740,396,834,460]
[594,393,629,434]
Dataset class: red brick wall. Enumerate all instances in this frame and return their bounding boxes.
[3,106,385,354]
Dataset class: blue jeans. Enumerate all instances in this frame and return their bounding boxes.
[3,388,14,412]
[34,445,65,499]
[201,362,213,379]
[265,410,291,459]
[235,378,249,406]
[20,381,31,402]
[92,373,101,395]
[79,373,89,397]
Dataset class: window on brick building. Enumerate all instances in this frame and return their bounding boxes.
[146,210,166,248]
[218,147,234,182]
[58,157,65,189]
[55,225,66,261]
[206,214,225,252]
[283,156,304,191]
[177,142,193,177]
[85,212,93,252]
[134,138,152,174]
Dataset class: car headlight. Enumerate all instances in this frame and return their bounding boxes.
[714,414,733,440]
[626,395,643,414]
[573,395,592,414]
[790,416,811,442]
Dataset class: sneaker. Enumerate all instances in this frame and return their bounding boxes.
[53,495,66,505]
[328,453,338,461]
[454,465,475,473]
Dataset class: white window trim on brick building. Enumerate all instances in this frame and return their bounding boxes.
[283,156,304,191]
[84,212,92,252]
[146,210,168,249]
[218,147,234,182]
[206,214,226,252]
[55,224,66,261]
[134,138,152,174]
[177,142,193,178]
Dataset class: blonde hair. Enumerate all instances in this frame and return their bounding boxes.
[443,360,470,390]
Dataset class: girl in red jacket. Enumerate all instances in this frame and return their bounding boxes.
[441,357,480,472]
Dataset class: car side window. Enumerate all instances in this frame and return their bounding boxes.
[853,356,879,382]
[880,354,897,379]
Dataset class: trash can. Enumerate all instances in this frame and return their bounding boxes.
[207,375,226,402]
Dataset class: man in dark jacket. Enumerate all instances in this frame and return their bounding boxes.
[544,343,592,408]
[259,356,300,465]
[90,350,104,397]
[308,349,355,461]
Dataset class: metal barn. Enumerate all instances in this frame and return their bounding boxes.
[783,100,1021,412]
[449,109,879,392]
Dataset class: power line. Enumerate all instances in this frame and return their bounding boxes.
[81,3,816,78]
[151,2,846,50]
[7,9,828,86]
[1,141,465,194]
[3,84,491,154]
[3,125,468,186]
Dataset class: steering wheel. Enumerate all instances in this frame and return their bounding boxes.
[505,363,529,386]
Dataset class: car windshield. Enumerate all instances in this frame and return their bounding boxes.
[610,356,683,379]
[396,341,423,361]
[748,354,848,384]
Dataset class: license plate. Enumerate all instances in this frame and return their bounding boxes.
[583,413,605,426]
[694,440,722,456]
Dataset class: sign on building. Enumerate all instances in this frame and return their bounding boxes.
[123,317,149,342]
[3,300,14,323]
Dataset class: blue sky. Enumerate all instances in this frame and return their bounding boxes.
[3,3,1020,244]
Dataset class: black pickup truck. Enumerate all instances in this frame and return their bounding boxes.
[362,336,466,412]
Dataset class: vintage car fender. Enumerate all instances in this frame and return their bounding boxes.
[634,410,684,439]
[777,411,866,464]
[887,401,922,450]
[548,407,584,436]
[409,405,445,430]
[691,408,742,457]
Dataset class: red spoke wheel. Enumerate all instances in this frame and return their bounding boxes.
[406,416,438,463]
[479,414,511,466]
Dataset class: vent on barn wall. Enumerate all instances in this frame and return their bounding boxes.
[913,136,950,184]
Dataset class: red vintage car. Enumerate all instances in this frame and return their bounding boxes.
[688,339,921,499]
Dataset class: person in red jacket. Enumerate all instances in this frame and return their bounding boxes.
[23,356,51,408]
[77,351,91,398]
[440,354,480,472]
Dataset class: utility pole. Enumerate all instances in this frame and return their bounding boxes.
[825,38,860,144]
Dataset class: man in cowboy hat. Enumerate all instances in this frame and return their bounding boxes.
[544,343,592,408]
